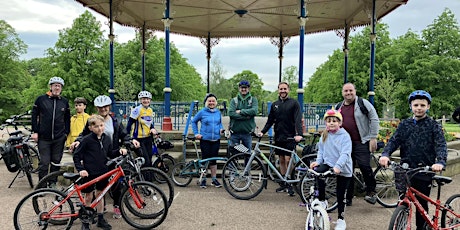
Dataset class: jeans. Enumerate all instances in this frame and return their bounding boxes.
[229,133,252,154]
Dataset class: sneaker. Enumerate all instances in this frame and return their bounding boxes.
[319,200,328,210]
[81,223,91,230]
[346,199,352,206]
[96,218,112,230]
[335,219,346,230]
[211,179,222,188]
[275,183,287,193]
[364,192,377,205]
[287,186,295,196]
[200,180,207,189]
[112,206,121,219]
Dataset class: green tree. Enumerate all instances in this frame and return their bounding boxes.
[210,56,233,103]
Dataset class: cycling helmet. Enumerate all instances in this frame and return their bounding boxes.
[94,95,112,107]
[203,93,217,105]
[408,90,432,104]
[138,90,152,99]
[48,77,65,86]
[323,108,342,121]
[238,80,250,87]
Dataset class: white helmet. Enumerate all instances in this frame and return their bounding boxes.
[48,77,65,86]
[138,91,152,99]
[94,95,112,107]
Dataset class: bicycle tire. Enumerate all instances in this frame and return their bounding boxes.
[27,142,40,170]
[388,205,410,230]
[267,148,278,181]
[171,162,194,186]
[15,188,75,229]
[299,170,338,212]
[441,193,460,228]
[374,166,399,208]
[222,152,267,200]
[120,181,168,229]
[18,149,34,188]
[152,154,176,182]
[305,206,330,230]
[138,167,174,207]
[292,155,316,193]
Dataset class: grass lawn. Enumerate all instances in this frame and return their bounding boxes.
[444,123,460,133]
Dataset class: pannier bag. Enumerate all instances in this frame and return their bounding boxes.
[0,143,20,172]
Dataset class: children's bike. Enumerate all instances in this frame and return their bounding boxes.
[171,136,227,187]
[388,162,459,230]
[14,154,168,229]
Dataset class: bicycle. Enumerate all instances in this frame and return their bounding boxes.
[151,133,176,182]
[388,162,460,230]
[0,111,40,188]
[221,134,309,200]
[36,142,175,208]
[298,167,334,230]
[14,153,168,229]
[171,136,228,187]
[299,142,398,212]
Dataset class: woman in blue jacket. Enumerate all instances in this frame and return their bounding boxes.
[192,93,224,188]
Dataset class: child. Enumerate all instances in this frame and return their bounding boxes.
[66,97,90,147]
[126,91,157,169]
[379,90,447,230]
[73,115,113,230]
[192,93,224,188]
[310,109,352,230]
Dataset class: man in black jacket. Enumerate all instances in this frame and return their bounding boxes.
[452,106,460,123]
[31,76,70,181]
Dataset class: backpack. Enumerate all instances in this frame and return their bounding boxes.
[335,97,369,116]
[233,96,252,109]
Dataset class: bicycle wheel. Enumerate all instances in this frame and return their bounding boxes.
[152,154,176,182]
[374,166,399,208]
[14,188,75,229]
[441,193,460,228]
[267,148,279,181]
[171,162,194,187]
[388,205,410,230]
[27,142,40,170]
[292,155,316,193]
[138,167,174,207]
[120,181,168,229]
[299,171,338,212]
[222,152,267,200]
[18,149,34,188]
[305,206,330,230]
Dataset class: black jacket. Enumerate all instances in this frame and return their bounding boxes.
[73,132,113,175]
[32,93,70,140]
[453,107,460,123]
[261,97,303,141]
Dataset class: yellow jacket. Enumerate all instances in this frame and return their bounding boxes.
[66,112,90,147]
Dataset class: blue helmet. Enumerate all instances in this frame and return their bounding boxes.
[408,90,432,104]
[238,80,250,87]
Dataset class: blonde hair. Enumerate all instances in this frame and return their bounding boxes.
[88,114,104,126]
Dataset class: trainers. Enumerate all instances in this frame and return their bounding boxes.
[96,218,112,230]
[319,200,328,210]
[275,183,287,193]
[364,192,377,205]
[287,186,295,196]
[81,223,91,230]
[112,206,121,219]
[211,179,222,188]
[346,199,352,206]
[335,219,346,230]
[200,180,207,188]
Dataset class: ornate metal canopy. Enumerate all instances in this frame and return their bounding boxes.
[75,0,408,38]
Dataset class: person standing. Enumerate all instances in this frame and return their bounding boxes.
[31,76,70,181]
[379,90,447,230]
[337,83,380,205]
[66,97,90,147]
[310,109,352,230]
[258,82,303,196]
[228,80,258,153]
[452,106,460,123]
[192,93,224,188]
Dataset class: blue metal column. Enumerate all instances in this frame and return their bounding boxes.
[162,0,173,130]
[369,0,377,105]
[297,0,307,109]
[108,0,115,107]
[141,23,146,90]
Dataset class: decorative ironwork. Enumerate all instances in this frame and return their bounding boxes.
[269,36,290,48]
[199,37,220,48]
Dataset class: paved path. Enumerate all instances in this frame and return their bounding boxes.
[1,159,459,230]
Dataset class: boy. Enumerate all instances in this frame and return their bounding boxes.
[379,90,447,230]
[66,97,90,147]
[73,115,113,230]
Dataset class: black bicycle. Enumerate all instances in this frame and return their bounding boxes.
[151,133,176,182]
[0,111,40,188]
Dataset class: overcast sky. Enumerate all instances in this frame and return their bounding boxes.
[1,0,459,91]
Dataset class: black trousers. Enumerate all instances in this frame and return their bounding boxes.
[316,164,351,219]
[346,141,376,200]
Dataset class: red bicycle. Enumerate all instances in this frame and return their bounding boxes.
[13,154,168,229]
[388,162,460,229]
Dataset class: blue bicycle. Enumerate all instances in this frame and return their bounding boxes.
[171,136,227,187]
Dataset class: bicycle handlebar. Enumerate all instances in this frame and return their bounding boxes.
[0,111,32,132]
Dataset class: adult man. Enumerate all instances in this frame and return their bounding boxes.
[337,83,380,205]
[31,76,70,181]
[228,80,258,153]
[452,106,460,123]
[258,82,303,196]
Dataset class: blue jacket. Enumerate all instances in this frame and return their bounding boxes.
[315,128,353,177]
[192,107,224,141]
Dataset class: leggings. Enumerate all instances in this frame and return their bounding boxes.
[316,164,351,219]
